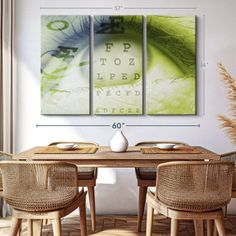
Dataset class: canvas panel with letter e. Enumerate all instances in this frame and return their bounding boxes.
[146,16,196,115]
[41,15,90,114]
[93,15,143,115]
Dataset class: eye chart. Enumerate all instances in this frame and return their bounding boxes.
[93,16,143,115]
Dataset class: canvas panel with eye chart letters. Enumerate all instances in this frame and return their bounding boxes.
[93,16,143,115]
[146,16,196,115]
[41,16,90,114]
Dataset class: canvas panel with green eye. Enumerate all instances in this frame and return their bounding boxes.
[41,15,90,115]
[146,16,196,115]
[93,15,143,115]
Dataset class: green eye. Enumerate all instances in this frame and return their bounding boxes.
[41,15,196,115]
[146,16,196,115]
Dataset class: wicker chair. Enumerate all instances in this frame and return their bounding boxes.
[49,141,98,232]
[146,161,234,236]
[0,151,13,219]
[0,151,13,195]
[135,141,189,231]
[220,151,236,198]
[0,161,87,236]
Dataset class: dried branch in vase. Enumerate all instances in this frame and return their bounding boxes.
[218,63,236,145]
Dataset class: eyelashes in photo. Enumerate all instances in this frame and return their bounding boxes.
[146,16,196,115]
[40,15,196,115]
[41,15,90,115]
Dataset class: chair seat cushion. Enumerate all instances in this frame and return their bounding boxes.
[158,191,230,212]
[77,167,96,180]
[5,187,77,212]
[136,167,156,180]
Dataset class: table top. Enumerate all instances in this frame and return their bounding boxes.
[14,146,220,168]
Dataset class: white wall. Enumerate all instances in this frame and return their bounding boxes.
[15,0,236,214]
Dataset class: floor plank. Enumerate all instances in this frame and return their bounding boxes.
[0,214,236,235]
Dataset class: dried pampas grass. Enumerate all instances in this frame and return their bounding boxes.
[218,63,236,145]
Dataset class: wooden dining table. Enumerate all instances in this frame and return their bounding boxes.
[13,145,220,236]
[14,146,220,167]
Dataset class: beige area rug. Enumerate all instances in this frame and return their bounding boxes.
[0,214,236,236]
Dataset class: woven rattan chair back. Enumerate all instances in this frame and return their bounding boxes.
[146,161,234,236]
[134,141,189,232]
[0,161,78,212]
[221,151,236,198]
[0,151,13,193]
[48,141,98,232]
[0,161,87,236]
[157,161,234,212]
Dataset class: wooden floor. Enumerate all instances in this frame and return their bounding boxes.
[1,214,236,236]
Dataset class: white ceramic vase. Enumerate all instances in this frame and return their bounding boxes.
[110,130,129,152]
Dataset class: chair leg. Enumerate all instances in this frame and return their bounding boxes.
[32,219,43,236]
[28,220,33,236]
[213,223,218,236]
[10,218,22,236]
[52,219,61,236]
[88,186,96,232]
[80,197,87,236]
[214,218,226,236]
[138,186,147,232]
[194,220,204,236]
[146,204,154,236]
[207,220,213,236]
[213,208,226,236]
[170,218,179,236]
[17,222,22,236]
[223,205,227,217]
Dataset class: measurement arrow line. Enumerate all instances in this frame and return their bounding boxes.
[126,124,200,127]
[123,7,197,10]
[40,7,113,10]
[36,124,110,128]
[36,124,200,128]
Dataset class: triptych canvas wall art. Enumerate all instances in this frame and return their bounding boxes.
[41,15,196,115]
